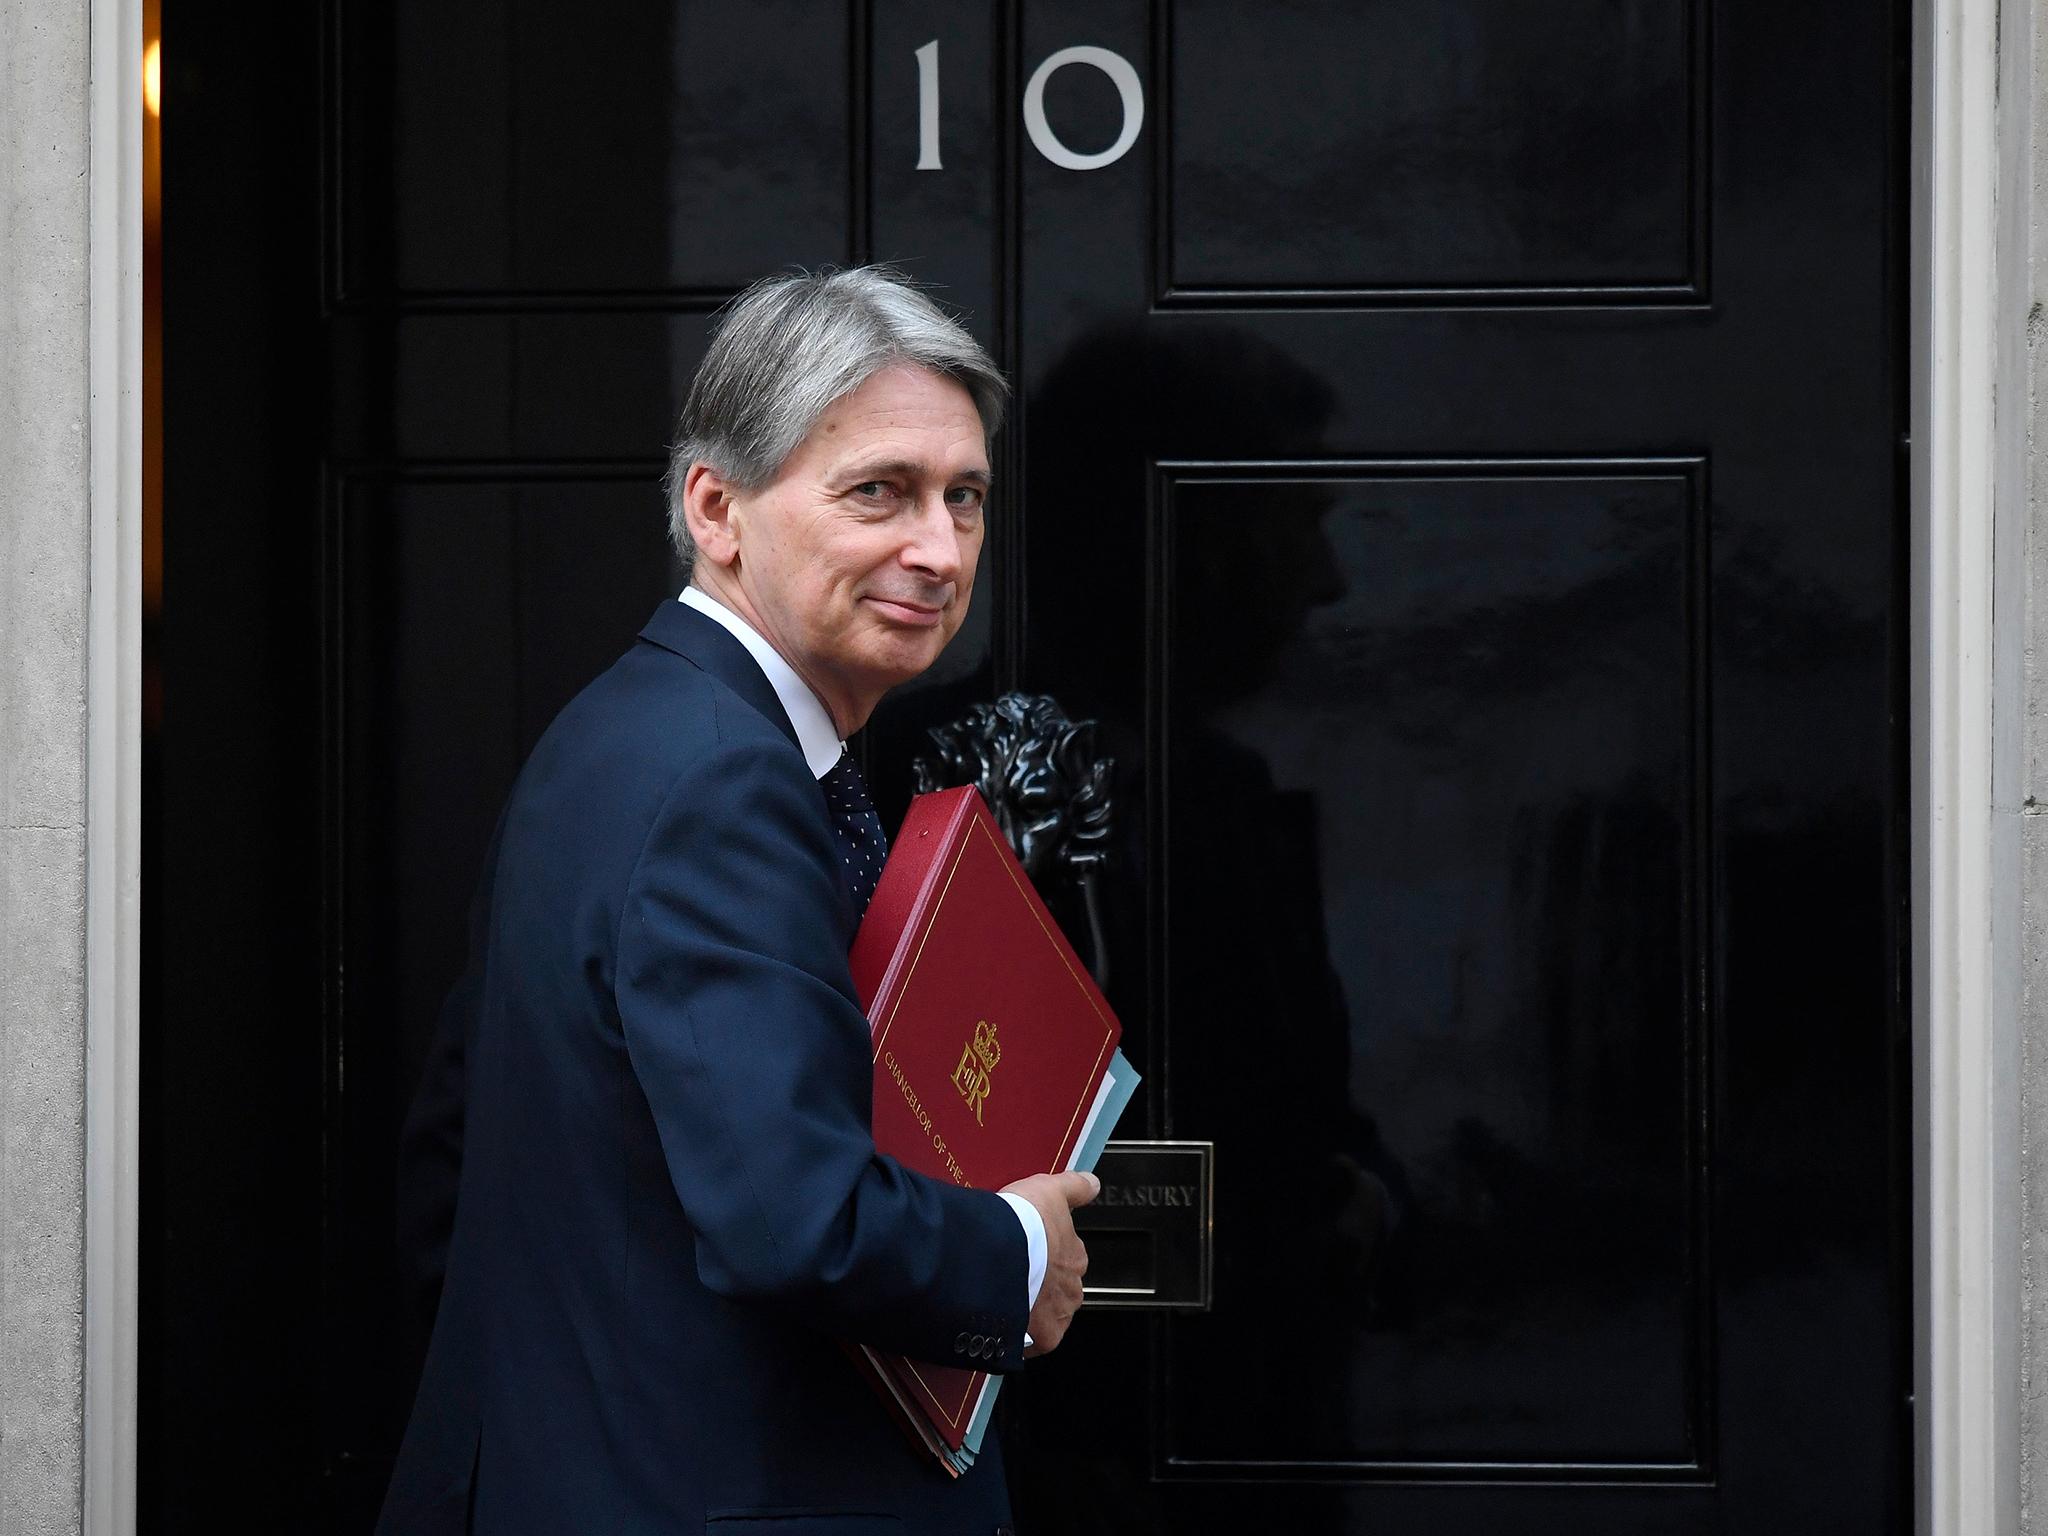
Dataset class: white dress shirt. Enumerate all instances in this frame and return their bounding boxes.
[678,587,1049,1327]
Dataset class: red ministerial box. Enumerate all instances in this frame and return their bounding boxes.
[849,786,1122,1451]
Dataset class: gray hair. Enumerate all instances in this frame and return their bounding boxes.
[664,265,1009,571]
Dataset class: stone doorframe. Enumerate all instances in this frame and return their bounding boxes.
[0,0,141,1531]
[1912,0,2044,1532]
[81,0,145,1526]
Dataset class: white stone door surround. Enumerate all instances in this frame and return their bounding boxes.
[1911,0,2039,1532]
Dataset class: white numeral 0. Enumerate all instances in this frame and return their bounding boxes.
[916,40,1145,173]
[1023,45,1145,171]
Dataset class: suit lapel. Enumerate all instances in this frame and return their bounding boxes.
[636,599,802,754]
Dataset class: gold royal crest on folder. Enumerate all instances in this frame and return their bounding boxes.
[951,1019,1000,1124]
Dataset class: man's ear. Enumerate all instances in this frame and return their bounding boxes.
[681,463,743,569]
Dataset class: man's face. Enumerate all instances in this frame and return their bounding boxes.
[719,364,989,730]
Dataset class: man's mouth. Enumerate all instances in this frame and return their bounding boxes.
[864,596,947,628]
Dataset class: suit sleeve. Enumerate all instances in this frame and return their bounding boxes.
[614,720,1030,1372]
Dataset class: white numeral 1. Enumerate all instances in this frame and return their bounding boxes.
[916,40,942,171]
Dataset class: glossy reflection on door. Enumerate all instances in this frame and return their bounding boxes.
[1156,466,1707,1470]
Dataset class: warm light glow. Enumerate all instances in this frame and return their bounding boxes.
[144,39,160,117]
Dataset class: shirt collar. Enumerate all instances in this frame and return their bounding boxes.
[678,587,845,779]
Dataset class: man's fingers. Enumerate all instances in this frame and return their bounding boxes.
[1060,1170,1101,1209]
[1000,1169,1102,1211]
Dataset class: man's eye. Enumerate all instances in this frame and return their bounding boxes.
[853,481,889,498]
[946,487,985,509]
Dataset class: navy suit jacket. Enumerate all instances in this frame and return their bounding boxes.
[377,599,1027,1536]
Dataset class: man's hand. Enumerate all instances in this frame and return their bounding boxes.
[1001,1170,1099,1357]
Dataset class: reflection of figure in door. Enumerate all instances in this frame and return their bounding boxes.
[1164,469,1414,1437]
[1006,327,1415,1534]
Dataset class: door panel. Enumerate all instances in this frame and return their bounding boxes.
[1164,0,1702,297]
[1155,465,1704,1472]
[347,0,858,297]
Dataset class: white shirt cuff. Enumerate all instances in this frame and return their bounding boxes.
[998,1191,1048,1347]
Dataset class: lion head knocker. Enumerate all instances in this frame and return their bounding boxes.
[912,693,1117,988]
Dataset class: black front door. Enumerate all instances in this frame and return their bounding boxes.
[160,2,1907,1531]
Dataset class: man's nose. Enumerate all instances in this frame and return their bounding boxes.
[900,493,964,584]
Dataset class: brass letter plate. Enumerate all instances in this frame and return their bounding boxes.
[1074,1140,1213,1310]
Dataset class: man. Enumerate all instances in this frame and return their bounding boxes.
[379,267,1098,1536]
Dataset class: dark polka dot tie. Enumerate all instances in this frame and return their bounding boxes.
[819,752,888,918]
